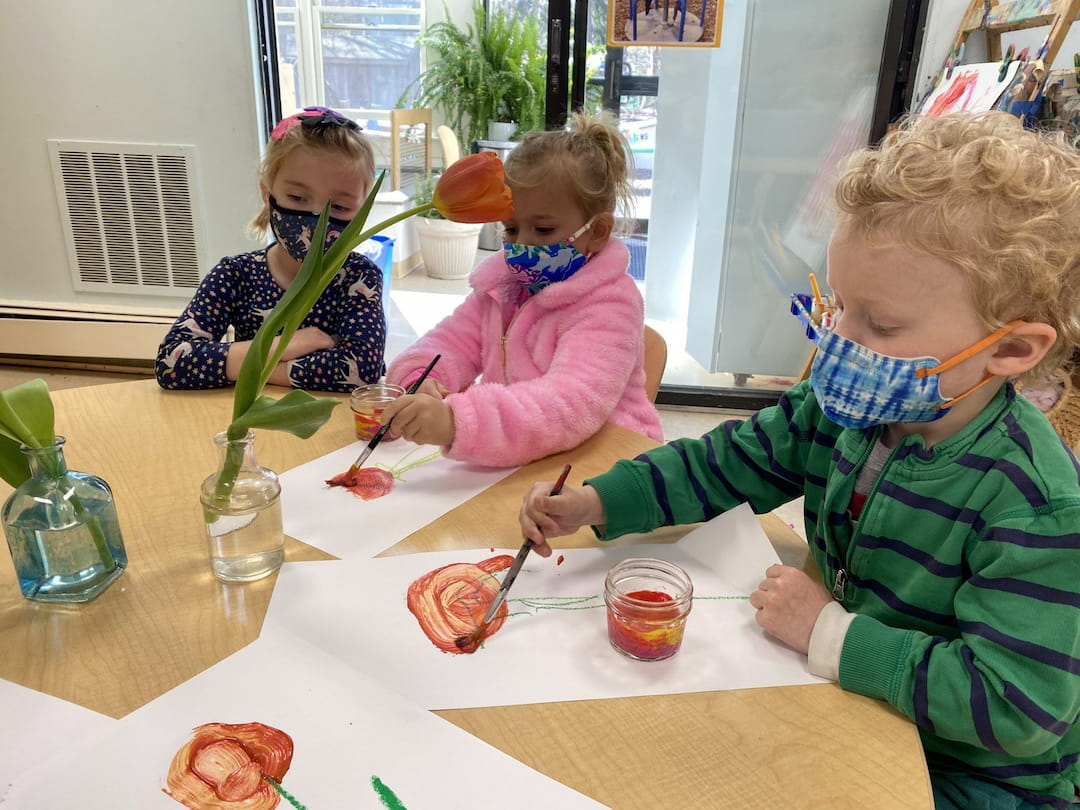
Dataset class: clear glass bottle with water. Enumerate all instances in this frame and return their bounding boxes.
[200,430,284,583]
[2,436,128,602]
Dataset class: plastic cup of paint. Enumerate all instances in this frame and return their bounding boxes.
[604,557,693,661]
[349,383,405,442]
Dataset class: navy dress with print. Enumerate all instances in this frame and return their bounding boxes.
[155,248,385,393]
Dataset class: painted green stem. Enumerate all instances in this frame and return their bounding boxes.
[265,777,308,810]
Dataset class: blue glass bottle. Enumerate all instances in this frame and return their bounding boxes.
[1,436,127,602]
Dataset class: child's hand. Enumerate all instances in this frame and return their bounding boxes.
[278,327,336,360]
[748,564,833,654]
[412,378,449,399]
[518,484,605,557]
[380,394,455,446]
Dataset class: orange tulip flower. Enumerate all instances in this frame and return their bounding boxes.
[432,152,514,223]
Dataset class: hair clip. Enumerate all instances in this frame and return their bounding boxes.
[270,106,361,140]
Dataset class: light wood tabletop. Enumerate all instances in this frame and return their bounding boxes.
[0,378,932,808]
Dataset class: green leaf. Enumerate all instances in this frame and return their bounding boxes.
[0,378,54,447]
[0,433,30,489]
[229,390,340,439]
[231,218,331,425]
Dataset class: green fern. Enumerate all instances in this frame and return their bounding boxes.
[404,2,545,146]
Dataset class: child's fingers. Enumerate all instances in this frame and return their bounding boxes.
[414,379,445,399]
[379,396,407,425]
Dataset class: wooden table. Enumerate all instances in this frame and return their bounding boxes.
[0,379,931,808]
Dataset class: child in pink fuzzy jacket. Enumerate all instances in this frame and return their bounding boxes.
[382,111,663,468]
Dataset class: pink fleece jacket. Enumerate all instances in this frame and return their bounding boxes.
[387,238,663,467]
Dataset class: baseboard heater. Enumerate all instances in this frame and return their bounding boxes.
[0,300,179,371]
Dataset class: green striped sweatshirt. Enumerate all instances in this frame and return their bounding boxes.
[587,380,1080,806]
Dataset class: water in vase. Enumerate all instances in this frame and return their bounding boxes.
[204,492,285,582]
[5,492,128,602]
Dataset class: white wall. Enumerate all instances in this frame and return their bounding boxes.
[1,1,267,312]
[915,0,1080,105]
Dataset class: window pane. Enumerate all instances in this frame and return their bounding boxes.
[319,27,420,110]
[274,0,422,115]
[274,11,301,112]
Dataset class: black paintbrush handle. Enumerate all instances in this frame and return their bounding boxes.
[481,464,573,624]
[351,354,441,469]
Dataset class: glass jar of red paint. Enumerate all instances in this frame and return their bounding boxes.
[349,383,405,441]
[604,557,693,661]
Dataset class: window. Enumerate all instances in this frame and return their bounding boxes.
[273,0,424,118]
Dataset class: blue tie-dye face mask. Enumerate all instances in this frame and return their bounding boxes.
[503,216,597,295]
[790,294,1023,430]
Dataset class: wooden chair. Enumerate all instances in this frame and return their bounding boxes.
[437,124,461,168]
[389,108,433,191]
[643,325,668,402]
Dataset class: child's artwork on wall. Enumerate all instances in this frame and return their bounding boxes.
[262,503,824,711]
[0,678,114,797]
[918,61,1021,117]
[6,632,610,809]
[279,440,517,560]
[608,0,723,46]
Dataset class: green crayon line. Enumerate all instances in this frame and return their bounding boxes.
[265,777,308,810]
[371,775,409,810]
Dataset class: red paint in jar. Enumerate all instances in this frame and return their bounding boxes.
[604,558,693,661]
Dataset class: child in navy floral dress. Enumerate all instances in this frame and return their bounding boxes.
[155,107,385,392]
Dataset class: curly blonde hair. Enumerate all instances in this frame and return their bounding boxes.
[835,111,1080,381]
[503,110,635,228]
[248,119,375,240]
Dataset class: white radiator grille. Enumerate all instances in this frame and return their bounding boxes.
[48,140,206,296]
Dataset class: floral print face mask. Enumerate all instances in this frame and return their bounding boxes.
[502,216,597,295]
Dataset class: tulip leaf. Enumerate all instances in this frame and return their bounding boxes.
[0,433,30,489]
[229,391,340,439]
[0,379,56,489]
[0,378,54,448]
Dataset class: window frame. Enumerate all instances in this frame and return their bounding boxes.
[269,0,426,122]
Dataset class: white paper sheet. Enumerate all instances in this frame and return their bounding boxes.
[0,679,114,801]
[279,440,516,559]
[6,632,609,810]
[263,503,824,710]
[918,60,1020,116]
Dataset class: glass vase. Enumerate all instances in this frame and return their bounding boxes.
[200,430,284,583]
[1,436,128,603]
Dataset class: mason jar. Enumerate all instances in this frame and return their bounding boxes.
[349,383,405,442]
[604,557,693,661]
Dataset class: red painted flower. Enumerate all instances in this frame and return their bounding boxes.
[164,721,294,810]
[407,555,515,654]
[432,152,514,223]
[325,466,394,500]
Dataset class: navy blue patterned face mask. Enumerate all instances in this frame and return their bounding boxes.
[268,195,351,262]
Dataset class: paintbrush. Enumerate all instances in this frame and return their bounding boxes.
[348,354,441,472]
[455,463,573,653]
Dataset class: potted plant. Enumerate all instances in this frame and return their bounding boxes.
[412,172,484,280]
[404,1,545,147]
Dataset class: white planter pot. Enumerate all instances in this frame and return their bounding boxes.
[487,121,518,141]
[414,217,484,280]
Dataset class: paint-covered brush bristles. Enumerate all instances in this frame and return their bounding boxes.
[454,622,490,653]
[454,464,572,654]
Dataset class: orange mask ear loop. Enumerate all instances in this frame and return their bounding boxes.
[914,320,1027,410]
